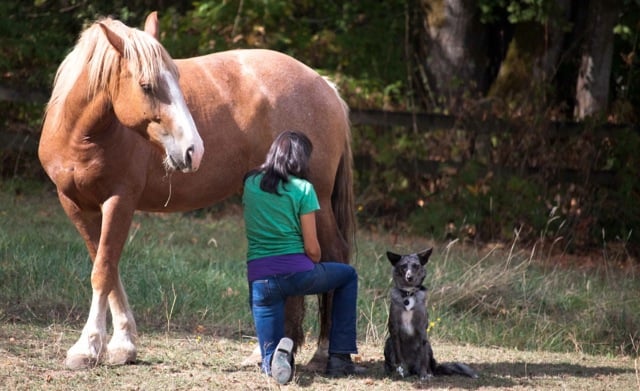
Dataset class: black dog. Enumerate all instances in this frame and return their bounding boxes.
[384,249,478,380]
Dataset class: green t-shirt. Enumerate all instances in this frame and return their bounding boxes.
[242,173,321,261]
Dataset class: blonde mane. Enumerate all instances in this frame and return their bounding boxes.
[46,17,178,114]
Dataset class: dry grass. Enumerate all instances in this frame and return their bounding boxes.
[0,322,637,391]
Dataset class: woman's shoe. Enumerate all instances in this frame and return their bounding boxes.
[325,353,366,377]
[271,337,294,384]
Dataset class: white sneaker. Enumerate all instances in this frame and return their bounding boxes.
[271,337,294,384]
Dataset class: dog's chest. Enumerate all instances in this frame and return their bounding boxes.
[400,309,415,335]
[392,289,425,336]
[402,295,417,311]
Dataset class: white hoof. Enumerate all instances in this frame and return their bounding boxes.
[65,353,98,370]
[107,335,137,365]
[65,334,105,369]
[240,345,262,367]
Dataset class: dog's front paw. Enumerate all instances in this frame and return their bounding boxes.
[419,373,434,382]
[396,366,405,378]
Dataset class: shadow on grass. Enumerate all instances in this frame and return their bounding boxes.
[476,360,634,377]
[292,359,635,389]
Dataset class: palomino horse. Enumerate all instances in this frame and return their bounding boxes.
[39,12,354,369]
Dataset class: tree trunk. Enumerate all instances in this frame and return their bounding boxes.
[487,0,571,114]
[574,0,621,120]
[534,0,572,84]
[418,0,486,111]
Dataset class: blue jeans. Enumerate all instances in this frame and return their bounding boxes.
[250,262,358,374]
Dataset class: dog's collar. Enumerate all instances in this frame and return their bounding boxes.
[398,285,426,298]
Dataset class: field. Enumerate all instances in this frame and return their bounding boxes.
[1,180,639,390]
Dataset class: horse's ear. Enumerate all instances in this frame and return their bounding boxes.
[98,23,125,56]
[144,11,160,40]
[417,248,433,265]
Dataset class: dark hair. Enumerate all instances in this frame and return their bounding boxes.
[245,131,313,194]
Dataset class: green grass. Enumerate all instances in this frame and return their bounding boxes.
[1,178,639,359]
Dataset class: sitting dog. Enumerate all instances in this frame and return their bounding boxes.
[384,248,478,380]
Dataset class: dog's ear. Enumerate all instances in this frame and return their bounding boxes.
[417,248,433,265]
[386,251,402,265]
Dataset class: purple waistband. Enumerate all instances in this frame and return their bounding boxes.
[247,253,315,281]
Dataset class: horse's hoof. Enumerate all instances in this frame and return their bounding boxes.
[305,348,329,371]
[240,346,262,367]
[65,354,98,370]
[106,348,136,365]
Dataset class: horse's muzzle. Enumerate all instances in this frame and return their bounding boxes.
[167,144,200,173]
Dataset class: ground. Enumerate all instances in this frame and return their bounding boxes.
[0,323,637,390]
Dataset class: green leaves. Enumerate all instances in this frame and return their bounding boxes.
[478,0,556,24]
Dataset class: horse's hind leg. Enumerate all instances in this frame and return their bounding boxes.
[308,207,350,368]
[284,295,305,352]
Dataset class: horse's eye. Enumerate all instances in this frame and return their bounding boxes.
[140,83,152,93]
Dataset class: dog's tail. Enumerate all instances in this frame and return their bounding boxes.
[434,362,479,378]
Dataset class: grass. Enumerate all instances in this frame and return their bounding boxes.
[1,178,640,389]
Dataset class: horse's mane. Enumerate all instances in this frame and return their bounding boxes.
[46,17,178,113]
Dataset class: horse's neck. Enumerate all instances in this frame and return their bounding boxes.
[59,72,117,143]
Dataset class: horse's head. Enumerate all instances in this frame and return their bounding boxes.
[98,12,203,173]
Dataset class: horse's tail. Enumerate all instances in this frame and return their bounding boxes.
[310,82,356,364]
[434,362,479,378]
[330,86,356,263]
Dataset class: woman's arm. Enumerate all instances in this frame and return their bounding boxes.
[300,211,321,262]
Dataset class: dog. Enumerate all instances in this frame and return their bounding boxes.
[384,248,478,380]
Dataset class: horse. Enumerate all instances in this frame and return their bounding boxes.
[38,11,354,370]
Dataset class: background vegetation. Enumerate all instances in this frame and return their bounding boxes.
[1,0,639,257]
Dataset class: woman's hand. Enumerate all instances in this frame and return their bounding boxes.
[300,211,321,262]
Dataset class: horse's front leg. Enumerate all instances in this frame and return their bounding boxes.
[99,196,138,365]
[57,193,106,369]
[106,273,137,365]
[59,194,136,368]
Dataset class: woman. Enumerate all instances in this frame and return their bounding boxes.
[242,131,360,384]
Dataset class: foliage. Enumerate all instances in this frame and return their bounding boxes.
[592,128,640,253]
[160,0,407,89]
[0,1,74,88]
[2,1,640,256]
[0,1,179,89]
[611,0,640,122]
[353,113,640,256]
[478,0,565,24]
[407,163,548,242]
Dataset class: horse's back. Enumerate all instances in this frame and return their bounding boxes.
[178,48,348,139]
[175,49,350,193]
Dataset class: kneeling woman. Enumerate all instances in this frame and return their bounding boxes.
[242,131,360,384]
